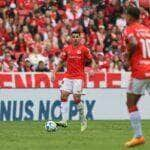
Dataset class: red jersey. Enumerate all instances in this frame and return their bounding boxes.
[124,22,150,79]
[61,44,93,79]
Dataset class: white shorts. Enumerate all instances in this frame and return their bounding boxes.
[127,78,150,95]
[60,78,83,94]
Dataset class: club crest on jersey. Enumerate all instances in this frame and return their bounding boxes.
[77,50,81,54]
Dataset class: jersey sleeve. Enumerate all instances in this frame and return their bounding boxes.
[84,47,93,60]
[123,27,137,52]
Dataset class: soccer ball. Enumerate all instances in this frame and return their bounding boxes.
[45,121,57,132]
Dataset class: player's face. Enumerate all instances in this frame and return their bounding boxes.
[71,33,80,46]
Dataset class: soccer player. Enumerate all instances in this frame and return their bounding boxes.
[123,6,150,147]
[52,31,97,132]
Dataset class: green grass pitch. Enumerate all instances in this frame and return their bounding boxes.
[0,120,150,150]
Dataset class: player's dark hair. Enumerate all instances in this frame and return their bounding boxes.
[127,6,140,20]
[71,31,80,35]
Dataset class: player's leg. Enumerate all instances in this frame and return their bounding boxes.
[127,93,143,135]
[125,78,146,147]
[57,90,70,127]
[73,93,87,132]
[73,79,87,132]
[56,78,72,127]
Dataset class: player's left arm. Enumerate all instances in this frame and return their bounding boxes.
[127,35,138,59]
[84,47,98,71]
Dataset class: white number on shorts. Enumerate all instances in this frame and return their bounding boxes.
[140,39,150,58]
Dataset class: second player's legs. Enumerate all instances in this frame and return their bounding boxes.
[127,93,142,138]
[125,78,149,147]
[127,78,149,138]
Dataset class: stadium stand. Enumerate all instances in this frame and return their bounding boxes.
[0,0,149,72]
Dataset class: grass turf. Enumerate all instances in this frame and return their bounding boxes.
[0,120,150,150]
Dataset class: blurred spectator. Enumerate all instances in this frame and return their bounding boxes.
[96,25,105,51]
[17,59,25,72]
[24,60,34,72]
[3,60,18,72]
[98,52,110,72]
[116,12,126,31]
[28,47,48,69]
[36,60,49,72]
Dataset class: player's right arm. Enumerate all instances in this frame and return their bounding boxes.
[126,34,137,60]
[123,28,137,65]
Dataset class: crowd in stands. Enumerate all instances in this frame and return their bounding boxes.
[0,0,149,72]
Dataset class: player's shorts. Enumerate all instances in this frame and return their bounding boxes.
[127,78,150,95]
[60,78,83,94]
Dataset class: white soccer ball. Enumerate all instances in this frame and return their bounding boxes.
[45,121,57,132]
